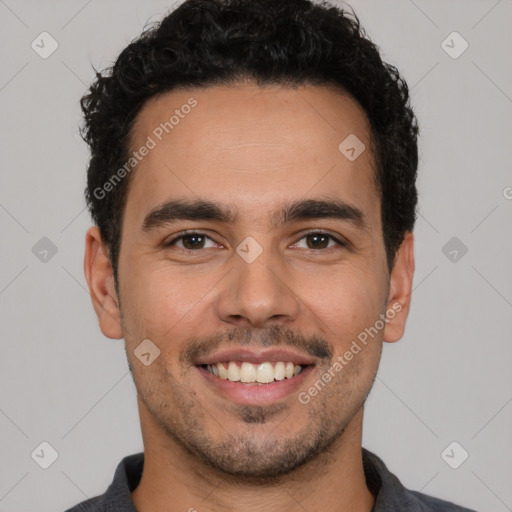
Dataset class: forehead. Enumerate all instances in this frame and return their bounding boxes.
[124,83,378,229]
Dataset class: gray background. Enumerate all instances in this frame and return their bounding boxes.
[0,0,511,511]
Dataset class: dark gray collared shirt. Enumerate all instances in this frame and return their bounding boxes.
[64,448,477,511]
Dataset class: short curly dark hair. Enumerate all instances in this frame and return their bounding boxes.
[81,0,419,290]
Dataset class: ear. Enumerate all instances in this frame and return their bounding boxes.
[84,226,123,339]
[383,231,415,343]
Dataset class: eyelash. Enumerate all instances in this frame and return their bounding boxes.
[164,230,346,252]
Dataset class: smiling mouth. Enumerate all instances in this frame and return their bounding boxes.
[199,361,307,384]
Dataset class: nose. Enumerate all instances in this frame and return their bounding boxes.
[215,245,300,328]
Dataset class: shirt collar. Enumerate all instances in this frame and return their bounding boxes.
[94,448,436,511]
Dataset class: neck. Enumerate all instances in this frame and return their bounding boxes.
[132,401,375,512]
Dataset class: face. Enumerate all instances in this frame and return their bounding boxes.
[85,82,414,480]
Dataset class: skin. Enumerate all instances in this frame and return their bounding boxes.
[84,82,414,512]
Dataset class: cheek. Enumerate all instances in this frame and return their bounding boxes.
[295,264,386,342]
[120,250,387,356]
[122,264,222,344]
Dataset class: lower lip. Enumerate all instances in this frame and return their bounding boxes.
[196,365,315,405]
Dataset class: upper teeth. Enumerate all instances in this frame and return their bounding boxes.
[205,361,303,383]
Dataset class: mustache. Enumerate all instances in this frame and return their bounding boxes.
[180,325,333,364]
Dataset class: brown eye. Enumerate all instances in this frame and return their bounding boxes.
[305,233,331,249]
[165,232,217,250]
[180,234,206,249]
[295,232,344,250]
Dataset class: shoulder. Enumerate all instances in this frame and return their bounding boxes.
[62,452,144,512]
[63,496,102,512]
[406,489,478,511]
[362,448,478,512]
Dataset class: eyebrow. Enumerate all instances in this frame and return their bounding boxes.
[141,198,368,232]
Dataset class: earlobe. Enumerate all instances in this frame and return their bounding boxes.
[84,226,124,339]
[383,231,415,343]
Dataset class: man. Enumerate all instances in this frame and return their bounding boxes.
[68,0,477,510]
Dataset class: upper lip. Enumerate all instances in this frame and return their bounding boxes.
[194,348,316,366]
